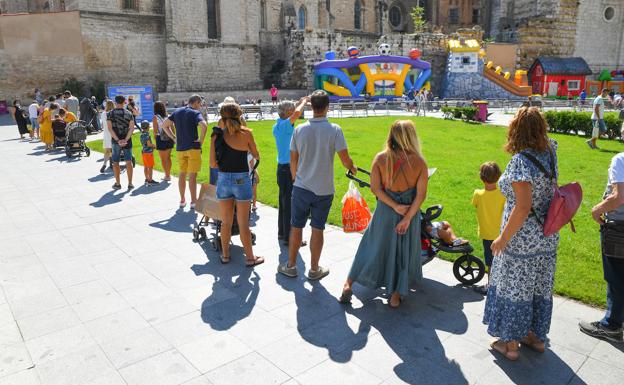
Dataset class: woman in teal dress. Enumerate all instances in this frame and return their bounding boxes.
[339,120,428,308]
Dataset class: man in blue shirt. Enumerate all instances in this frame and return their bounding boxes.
[580,89,587,110]
[162,95,208,209]
[273,97,308,245]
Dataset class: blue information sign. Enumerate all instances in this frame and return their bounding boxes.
[107,85,154,122]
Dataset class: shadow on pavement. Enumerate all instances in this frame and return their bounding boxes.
[275,247,370,363]
[130,182,170,196]
[149,208,197,233]
[90,189,130,208]
[191,243,261,331]
[88,173,115,182]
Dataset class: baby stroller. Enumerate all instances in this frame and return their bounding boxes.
[52,120,67,149]
[346,167,485,286]
[192,161,260,251]
[64,121,91,158]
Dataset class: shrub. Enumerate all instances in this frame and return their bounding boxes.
[441,106,478,121]
[61,77,86,98]
[544,110,622,139]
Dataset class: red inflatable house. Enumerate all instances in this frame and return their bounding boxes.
[528,57,592,97]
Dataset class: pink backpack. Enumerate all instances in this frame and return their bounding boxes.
[521,148,583,236]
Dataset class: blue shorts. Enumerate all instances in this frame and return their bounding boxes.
[216,172,252,201]
[111,142,133,163]
[291,186,334,230]
[30,118,39,129]
[483,239,494,268]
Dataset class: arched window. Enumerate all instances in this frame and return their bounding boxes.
[207,0,220,39]
[298,5,307,29]
[354,0,362,30]
[260,0,267,29]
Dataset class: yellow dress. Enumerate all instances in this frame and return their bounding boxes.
[40,109,53,145]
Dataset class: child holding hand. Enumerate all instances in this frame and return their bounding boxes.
[472,161,506,295]
[140,121,158,186]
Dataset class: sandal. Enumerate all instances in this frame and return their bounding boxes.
[389,294,402,308]
[220,255,230,264]
[338,288,353,304]
[521,336,545,353]
[490,339,519,361]
[245,256,265,267]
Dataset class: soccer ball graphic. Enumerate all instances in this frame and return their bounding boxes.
[378,43,391,55]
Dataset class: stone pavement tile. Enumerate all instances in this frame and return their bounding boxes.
[0,237,34,259]
[84,308,150,345]
[382,355,470,385]
[118,277,176,308]
[0,304,13,327]
[69,290,131,322]
[0,256,49,283]
[347,332,412,382]
[0,368,41,385]
[439,335,498,384]
[45,257,101,289]
[588,340,624,371]
[9,289,68,320]
[100,327,172,369]
[474,343,586,385]
[205,352,290,385]
[0,342,34,379]
[154,311,217,347]
[177,333,253,374]
[80,371,128,385]
[556,299,605,325]
[547,314,601,356]
[2,276,58,303]
[295,359,382,385]
[25,324,95,364]
[0,320,25,345]
[258,330,350,378]
[203,298,296,350]
[569,357,624,385]
[60,279,115,304]
[35,345,116,385]
[181,376,213,385]
[119,349,200,385]
[93,258,154,291]
[16,305,82,341]
[79,248,129,266]
[134,294,198,325]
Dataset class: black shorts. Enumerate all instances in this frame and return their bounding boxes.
[155,134,174,151]
[272,96,278,101]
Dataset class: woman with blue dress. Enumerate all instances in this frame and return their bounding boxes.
[484,107,560,360]
[339,120,428,308]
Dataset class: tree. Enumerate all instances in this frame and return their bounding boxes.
[598,69,612,89]
[410,6,427,33]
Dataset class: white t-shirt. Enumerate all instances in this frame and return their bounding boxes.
[101,111,112,149]
[605,153,624,221]
[28,103,39,119]
[592,95,605,120]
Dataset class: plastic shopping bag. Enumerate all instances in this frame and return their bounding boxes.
[341,181,372,233]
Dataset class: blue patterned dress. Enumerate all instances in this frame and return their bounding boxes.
[483,140,560,342]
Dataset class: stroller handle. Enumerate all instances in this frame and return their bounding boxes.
[346,167,371,188]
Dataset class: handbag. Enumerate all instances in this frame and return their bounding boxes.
[521,146,583,236]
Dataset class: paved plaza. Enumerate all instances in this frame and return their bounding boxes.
[0,122,623,385]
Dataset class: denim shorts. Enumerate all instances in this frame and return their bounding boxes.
[111,142,133,163]
[216,172,253,201]
[291,186,334,230]
[30,117,39,129]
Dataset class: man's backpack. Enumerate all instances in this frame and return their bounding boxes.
[521,147,583,236]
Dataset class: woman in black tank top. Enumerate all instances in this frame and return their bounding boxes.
[210,102,263,267]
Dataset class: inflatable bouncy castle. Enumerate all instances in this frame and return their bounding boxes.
[313,44,432,100]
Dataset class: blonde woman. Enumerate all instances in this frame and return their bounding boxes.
[339,120,428,308]
[99,100,115,173]
[210,103,264,267]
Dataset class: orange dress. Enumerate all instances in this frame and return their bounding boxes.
[40,109,53,145]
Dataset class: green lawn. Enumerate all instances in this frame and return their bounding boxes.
[90,116,617,307]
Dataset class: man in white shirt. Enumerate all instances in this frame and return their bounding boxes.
[579,153,624,342]
[587,88,608,149]
[28,100,40,139]
[63,91,80,116]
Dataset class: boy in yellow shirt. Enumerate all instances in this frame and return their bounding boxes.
[471,162,506,295]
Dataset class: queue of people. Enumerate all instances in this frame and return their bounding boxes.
[10,88,623,363]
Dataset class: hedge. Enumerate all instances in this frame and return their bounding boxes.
[441,106,479,122]
[544,111,622,139]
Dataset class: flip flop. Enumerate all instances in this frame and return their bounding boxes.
[338,288,353,304]
[220,255,230,264]
[245,256,265,267]
[520,337,545,353]
[490,340,519,361]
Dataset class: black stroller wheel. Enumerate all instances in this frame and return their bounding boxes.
[251,232,257,245]
[192,228,200,241]
[85,146,91,157]
[199,228,207,240]
[453,254,486,285]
